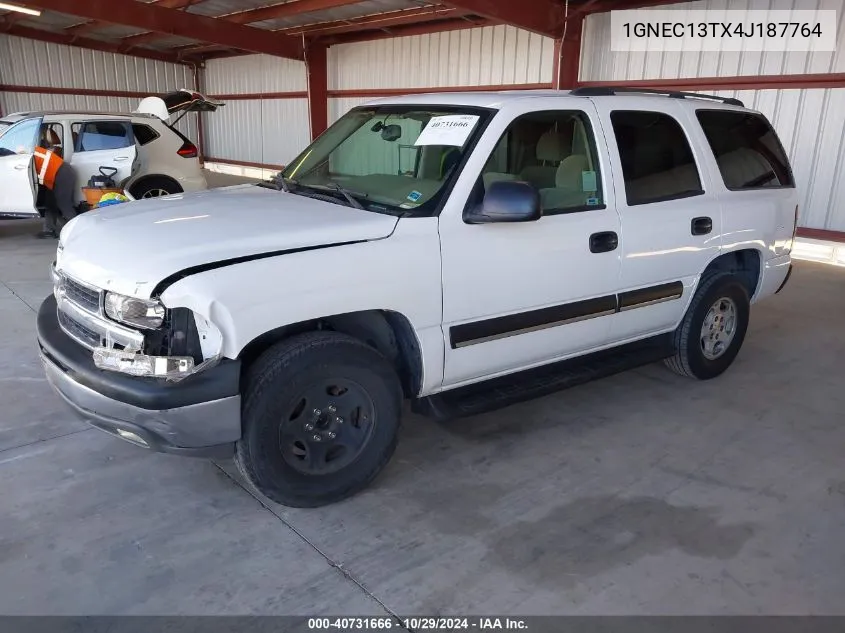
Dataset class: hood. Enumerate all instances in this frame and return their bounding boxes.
[57,184,398,298]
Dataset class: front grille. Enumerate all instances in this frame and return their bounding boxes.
[63,277,100,313]
[58,310,100,349]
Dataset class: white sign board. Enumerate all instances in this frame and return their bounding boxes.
[414,115,480,147]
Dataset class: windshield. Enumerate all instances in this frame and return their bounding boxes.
[0,121,12,139]
[279,105,491,214]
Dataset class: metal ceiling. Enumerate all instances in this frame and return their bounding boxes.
[0,0,680,65]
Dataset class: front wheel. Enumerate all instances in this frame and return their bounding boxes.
[235,332,403,507]
[664,272,750,380]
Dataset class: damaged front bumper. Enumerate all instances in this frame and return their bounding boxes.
[37,295,241,458]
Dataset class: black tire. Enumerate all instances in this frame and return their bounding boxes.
[129,176,182,199]
[664,271,750,380]
[235,331,403,508]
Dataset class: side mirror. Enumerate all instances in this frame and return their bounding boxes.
[380,124,402,142]
[464,180,542,224]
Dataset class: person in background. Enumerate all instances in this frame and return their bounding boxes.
[33,131,77,239]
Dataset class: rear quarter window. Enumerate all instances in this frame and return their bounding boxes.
[132,123,160,146]
[696,110,794,190]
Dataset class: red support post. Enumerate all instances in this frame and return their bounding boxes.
[553,14,584,90]
[193,62,206,166]
[306,43,328,141]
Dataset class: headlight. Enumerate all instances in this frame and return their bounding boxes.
[104,292,165,329]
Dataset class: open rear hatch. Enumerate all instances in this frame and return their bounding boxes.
[134,89,224,126]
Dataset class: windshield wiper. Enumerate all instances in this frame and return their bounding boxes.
[257,173,295,192]
[293,181,367,210]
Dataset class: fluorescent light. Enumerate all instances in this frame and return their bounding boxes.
[0,2,41,16]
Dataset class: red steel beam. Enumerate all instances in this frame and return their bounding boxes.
[221,0,365,25]
[101,0,366,51]
[440,0,563,37]
[279,6,468,37]
[65,0,202,37]
[552,14,584,89]
[24,0,303,59]
[306,43,328,140]
[323,15,492,45]
[0,84,153,99]
[0,23,192,64]
[796,228,845,243]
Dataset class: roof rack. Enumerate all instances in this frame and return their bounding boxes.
[569,86,744,108]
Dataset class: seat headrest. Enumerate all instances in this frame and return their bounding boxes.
[556,154,589,189]
[536,130,568,162]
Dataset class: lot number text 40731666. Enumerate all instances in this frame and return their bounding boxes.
[307,617,529,630]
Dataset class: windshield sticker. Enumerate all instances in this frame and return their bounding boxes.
[586,197,600,206]
[414,115,480,147]
[407,190,422,203]
[399,203,419,209]
[582,170,597,192]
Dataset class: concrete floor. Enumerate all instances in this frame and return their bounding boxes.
[1,178,844,615]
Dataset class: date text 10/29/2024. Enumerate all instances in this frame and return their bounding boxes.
[308,617,529,630]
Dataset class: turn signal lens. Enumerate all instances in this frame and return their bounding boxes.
[93,347,194,380]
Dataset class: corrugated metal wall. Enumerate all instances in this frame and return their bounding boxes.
[203,54,309,166]
[329,25,555,90]
[328,25,555,123]
[580,0,845,232]
[0,34,198,140]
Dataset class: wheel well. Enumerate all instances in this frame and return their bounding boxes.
[237,310,423,399]
[129,174,183,197]
[703,249,761,299]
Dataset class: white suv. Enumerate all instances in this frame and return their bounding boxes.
[38,87,798,507]
[0,90,219,217]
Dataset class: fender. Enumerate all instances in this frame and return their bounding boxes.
[157,217,448,396]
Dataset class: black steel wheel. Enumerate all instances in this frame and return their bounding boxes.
[236,331,402,507]
[278,378,376,476]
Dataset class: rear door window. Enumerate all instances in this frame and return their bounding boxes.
[610,110,704,206]
[696,110,794,190]
[72,121,134,152]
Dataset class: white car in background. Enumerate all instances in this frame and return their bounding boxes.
[0,90,221,218]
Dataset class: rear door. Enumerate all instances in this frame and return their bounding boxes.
[0,117,41,217]
[590,100,723,343]
[68,119,138,199]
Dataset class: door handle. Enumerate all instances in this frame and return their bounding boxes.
[113,156,129,162]
[589,231,619,253]
[14,163,27,170]
[691,216,713,235]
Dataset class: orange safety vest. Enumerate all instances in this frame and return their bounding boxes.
[33,146,64,191]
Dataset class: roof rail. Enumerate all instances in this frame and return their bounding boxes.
[570,86,744,108]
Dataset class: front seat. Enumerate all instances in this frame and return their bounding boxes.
[540,154,590,211]
[520,129,568,190]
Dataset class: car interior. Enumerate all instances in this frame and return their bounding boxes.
[481,112,602,212]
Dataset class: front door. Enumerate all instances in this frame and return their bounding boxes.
[0,117,41,217]
[68,119,138,203]
[439,100,623,388]
[590,101,724,343]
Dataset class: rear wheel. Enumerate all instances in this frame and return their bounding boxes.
[235,331,402,507]
[130,176,182,199]
[664,272,750,380]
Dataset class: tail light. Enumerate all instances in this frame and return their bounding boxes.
[177,139,198,158]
